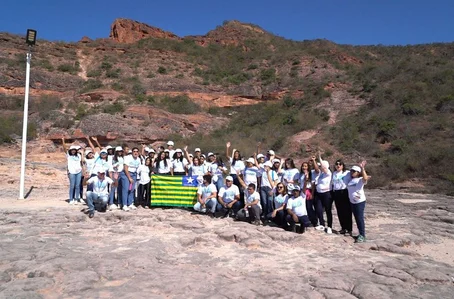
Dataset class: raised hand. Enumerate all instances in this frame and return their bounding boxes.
[226,142,231,148]
[91,136,97,141]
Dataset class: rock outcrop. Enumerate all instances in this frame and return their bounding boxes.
[109,18,179,44]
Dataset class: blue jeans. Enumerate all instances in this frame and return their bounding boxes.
[352,201,366,237]
[120,171,136,207]
[214,176,224,192]
[109,185,117,205]
[86,191,108,212]
[68,172,82,202]
[260,186,273,216]
[216,201,242,215]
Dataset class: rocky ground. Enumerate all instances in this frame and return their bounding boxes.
[0,156,453,298]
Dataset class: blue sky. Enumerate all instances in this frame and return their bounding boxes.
[1,0,453,45]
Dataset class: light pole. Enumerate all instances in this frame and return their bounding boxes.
[19,29,37,200]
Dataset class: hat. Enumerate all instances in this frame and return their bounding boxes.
[194,148,201,152]
[267,150,275,155]
[96,167,105,174]
[321,160,330,169]
[145,147,150,152]
[69,145,78,150]
[292,185,301,191]
[201,154,206,158]
[351,165,361,172]
[246,157,255,164]
[175,149,183,153]
[128,150,132,154]
[164,149,170,153]
[167,141,174,146]
[149,148,155,153]
[287,183,295,193]
[115,146,123,152]
[106,145,113,150]
[189,154,193,158]
[85,149,93,155]
[75,145,81,150]
[264,161,272,168]
[100,149,108,154]
[272,158,280,164]
[226,175,233,181]
[207,152,214,157]
[257,154,265,159]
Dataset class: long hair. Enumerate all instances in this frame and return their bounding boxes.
[274,182,287,196]
[113,150,123,164]
[172,152,184,162]
[284,158,296,170]
[156,152,168,168]
[232,150,242,166]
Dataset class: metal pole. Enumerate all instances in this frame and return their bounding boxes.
[19,47,31,199]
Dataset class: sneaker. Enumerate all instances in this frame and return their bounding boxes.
[315,225,325,231]
[69,200,74,205]
[74,200,79,205]
[201,207,206,213]
[326,227,333,234]
[355,235,366,243]
[122,206,130,212]
[144,206,149,209]
[109,204,118,210]
[129,205,137,210]
[345,230,353,236]
[88,211,95,218]
[338,229,347,235]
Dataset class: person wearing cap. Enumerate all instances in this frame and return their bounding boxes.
[122,147,141,211]
[242,157,259,189]
[208,153,228,192]
[236,174,262,225]
[286,185,311,233]
[193,147,201,159]
[193,175,217,215]
[62,137,83,205]
[331,159,353,236]
[155,151,171,174]
[266,150,276,162]
[255,153,266,191]
[272,158,284,182]
[216,175,241,217]
[266,182,288,227]
[347,161,369,243]
[171,149,188,175]
[312,153,333,234]
[85,167,118,218]
[167,141,175,160]
[137,157,152,208]
[184,146,206,177]
[260,160,279,218]
[108,146,124,210]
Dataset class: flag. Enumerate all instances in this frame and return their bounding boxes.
[150,175,198,207]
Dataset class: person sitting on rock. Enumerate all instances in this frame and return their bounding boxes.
[286,185,311,233]
[193,174,217,216]
[216,175,241,218]
[86,168,118,218]
[236,170,262,226]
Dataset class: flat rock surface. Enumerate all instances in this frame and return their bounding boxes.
[0,161,454,298]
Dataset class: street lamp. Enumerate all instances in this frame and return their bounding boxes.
[19,29,37,200]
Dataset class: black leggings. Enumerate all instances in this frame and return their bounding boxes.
[315,191,333,228]
[137,182,150,207]
[332,189,352,231]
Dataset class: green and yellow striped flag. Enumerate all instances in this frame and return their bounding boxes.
[150,175,198,207]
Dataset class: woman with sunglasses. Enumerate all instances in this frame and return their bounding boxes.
[266,182,288,228]
[312,153,333,234]
[331,159,352,236]
[347,161,369,243]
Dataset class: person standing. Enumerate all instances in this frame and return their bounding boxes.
[137,157,152,208]
[122,147,141,211]
[347,161,369,243]
[312,154,333,233]
[108,146,124,210]
[62,138,82,205]
[331,159,353,236]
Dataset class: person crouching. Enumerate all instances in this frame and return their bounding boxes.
[86,168,117,218]
[286,185,311,233]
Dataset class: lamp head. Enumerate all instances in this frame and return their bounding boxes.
[26,29,37,46]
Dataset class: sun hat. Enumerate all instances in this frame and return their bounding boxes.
[194,148,201,152]
[272,158,280,164]
[264,161,273,167]
[257,154,265,159]
[145,147,150,152]
[149,148,155,153]
[175,148,183,153]
[267,150,275,155]
[226,175,233,181]
[100,149,108,154]
[351,165,361,172]
[115,146,123,152]
[164,149,170,153]
[207,152,215,157]
[69,145,78,150]
[106,145,113,150]
[246,157,255,164]
[167,141,174,146]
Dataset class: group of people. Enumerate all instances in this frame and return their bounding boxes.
[63,138,369,243]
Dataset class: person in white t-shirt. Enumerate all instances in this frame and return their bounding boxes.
[108,146,124,210]
[121,147,141,211]
[347,161,369,243]
[216,176,241,217]
[62,138,82,205]
[155,151,171,174]
[299,161,317,227]
[331,159,353,236]
[171,149,188,175]
[242,157,259,188]
[236,174,262,225]
[259,160,279,217]
[167,141,175,160]
[137,157,152,208]
[85,169,117,218]
[193,175,217,215]
[265,182,288,227]
[312,154,333,233]
[225,142,245,192]
[282,158,300,186]
[286,185,310,233]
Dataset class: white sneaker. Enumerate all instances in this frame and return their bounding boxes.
[74,201,79,205]
[201,208,206,213]
[129,205,137,210]
[122,206,130,212]
[69,200,74,205]
[109,204,118,210]
[315,225,325,231]
[326,227,333,234]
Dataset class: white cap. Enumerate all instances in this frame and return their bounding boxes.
[75,145,81,150]
[189,154,193,157]
[167,141,174,146]
[175,148,183,153]
[194,148,201,152]
[287,183,295,193]
[145,147,150,152]
[115,146,123,151]
[106,145,113,150]
[292,185,301,191]
[149,148,155,153]
[69,145,78,150]
[272,158,280,164]
[164,149,170,153]
[207,152,214,157]
[257,154,265,159]
[226,175,233,181]
[201,154,206,158]
[321,160,330,169]
[351,166,361,172]
[267,150,275,155]
[128,150,132,154]
[100,149,108,154]
[246,157,255,164]
[264,161,272,167]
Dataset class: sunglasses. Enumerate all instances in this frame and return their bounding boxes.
[278,186,284,189]
[133,150,139,153]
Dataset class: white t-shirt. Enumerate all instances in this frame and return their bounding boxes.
[316,170,332,193]
[197,183,217,201]
[189,164,206,176]
[209,162,226,177]
[85,156,97,175]
[243,167,259,186]
[347,177,367,204]
[282,168,300,185]
[110,156,124,173]
[245,190,261,209]
[229,158,245,175]
[67,154,82,174]
[287,195,307,217]
[156,159,171,174]
[93,157,110,174]
[274,194,288,209]
[87,176,114,195]
[261,169,277,188]
[218,184,240,204]
[137,164,151,185]
[124,156,141,173]
[332,170,351,191]
[172,158,188,173]
[256,163,264,177]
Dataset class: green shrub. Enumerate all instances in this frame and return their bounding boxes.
[158,66,167,74]
[101,61,113,70]
[87,69,102,78]
[159,95,200,114]
[260,68,276,83]
[103,102,125,114]
[81,79,103,92]
[0,116,36,143]
[0,95,23,110]
[106,68,121,78]
[57,63,80,74]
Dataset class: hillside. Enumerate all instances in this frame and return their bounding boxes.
[0,18,453,193]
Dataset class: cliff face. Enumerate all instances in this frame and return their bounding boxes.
[109,18,180,43]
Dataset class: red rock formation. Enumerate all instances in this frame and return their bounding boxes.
[109,18,179,44]
[79,36,92,43]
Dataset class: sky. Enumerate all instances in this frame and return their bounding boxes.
[1,0,453,45]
